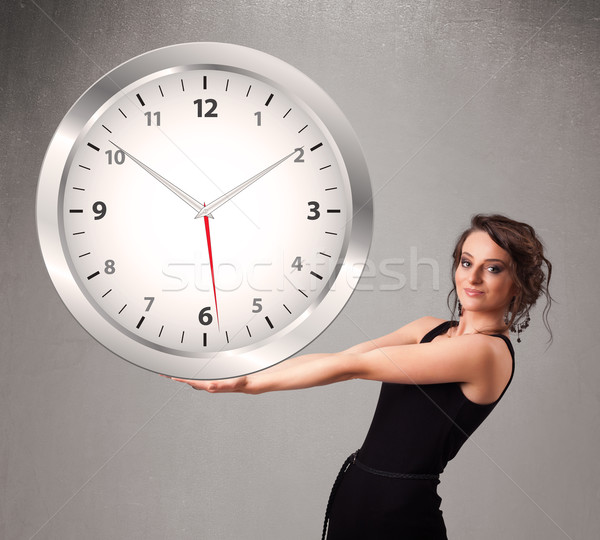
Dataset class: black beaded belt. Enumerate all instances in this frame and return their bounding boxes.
[322,450,440,539]
[352,452,440,480]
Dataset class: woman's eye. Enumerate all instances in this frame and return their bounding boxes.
[487,266,502,273]
[461,259,471,267]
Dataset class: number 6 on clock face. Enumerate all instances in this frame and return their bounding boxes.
[36,43,372,379]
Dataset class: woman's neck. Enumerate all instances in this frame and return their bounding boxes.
[452,310,509,337]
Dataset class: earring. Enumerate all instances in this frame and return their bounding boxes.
[514,316,530,343]
[457,300,462,317]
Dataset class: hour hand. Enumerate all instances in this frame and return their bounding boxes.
[195,147,301,218]
[109,141,211,217]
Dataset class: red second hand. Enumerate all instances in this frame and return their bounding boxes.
[203,209,220,330]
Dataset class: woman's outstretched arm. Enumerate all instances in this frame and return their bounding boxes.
[169,317,504,397]
[170,352,357,394]
[340,316,441,354]
[169,317,437,387]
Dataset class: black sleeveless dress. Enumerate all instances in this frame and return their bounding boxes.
[325,321,515,539]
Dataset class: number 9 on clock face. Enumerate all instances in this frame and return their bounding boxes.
[36,43,372,379]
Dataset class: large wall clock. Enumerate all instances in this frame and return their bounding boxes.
[36,42,372,379]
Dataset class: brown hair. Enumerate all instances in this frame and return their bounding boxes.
[447,214,553,341]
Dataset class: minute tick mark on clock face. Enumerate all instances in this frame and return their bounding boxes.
[87,143,100,152]
[136,93,145,106]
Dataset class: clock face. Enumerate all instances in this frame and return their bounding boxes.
[37,43,372,379]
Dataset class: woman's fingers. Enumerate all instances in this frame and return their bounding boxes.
[168,376,249,393]
[169,377,210,390]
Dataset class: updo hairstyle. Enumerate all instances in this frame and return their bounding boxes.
[447,214,552,341]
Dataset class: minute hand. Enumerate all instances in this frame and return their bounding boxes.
[195,148,300,219]
[110,141,207,216]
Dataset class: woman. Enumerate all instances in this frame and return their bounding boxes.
[170,214,552,539]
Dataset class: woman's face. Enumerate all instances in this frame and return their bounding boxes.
[455,230,516,316]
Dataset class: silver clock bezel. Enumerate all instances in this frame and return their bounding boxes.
[36,42,372,379]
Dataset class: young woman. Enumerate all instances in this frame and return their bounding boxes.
[170,214,552,539]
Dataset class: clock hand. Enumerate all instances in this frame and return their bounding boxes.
[202,205,220,330]
[109,141,212,217]
[195,147,301,218]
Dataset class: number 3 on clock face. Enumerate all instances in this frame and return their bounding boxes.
[36,43,372,379]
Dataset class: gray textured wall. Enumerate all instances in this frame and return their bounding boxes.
[1,1,599,539]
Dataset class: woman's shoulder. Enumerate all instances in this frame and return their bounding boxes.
[404,316,449,343]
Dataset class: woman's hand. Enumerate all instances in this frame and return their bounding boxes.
[167,375,254,393]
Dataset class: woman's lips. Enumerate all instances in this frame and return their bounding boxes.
[464,288,484,296]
